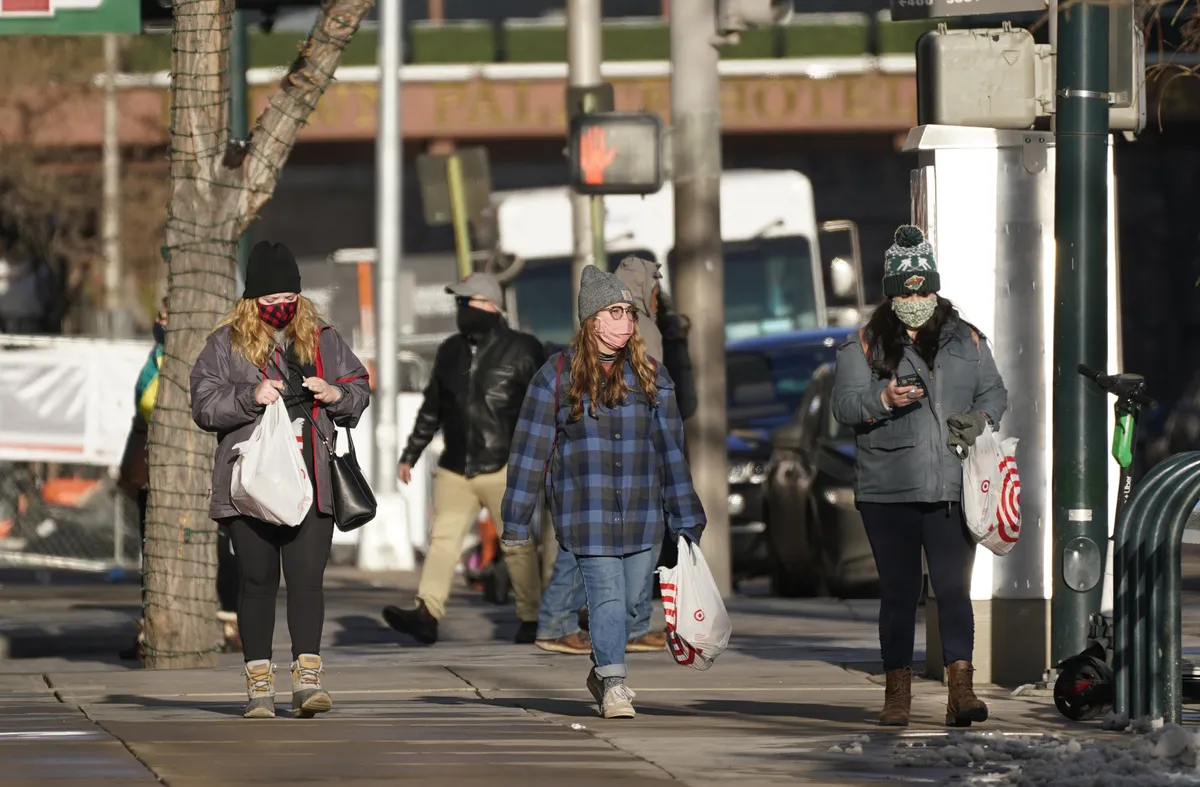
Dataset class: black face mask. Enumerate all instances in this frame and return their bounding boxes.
[153,323,166,346]
[456,303,500,336]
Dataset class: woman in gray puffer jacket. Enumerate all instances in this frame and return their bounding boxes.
[832,226,1007,730]
[190,241,370,720]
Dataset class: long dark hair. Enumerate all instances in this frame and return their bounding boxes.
[862,295,981,379]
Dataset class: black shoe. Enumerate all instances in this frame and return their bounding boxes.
[515,621,538,644]
[382,602,438,645]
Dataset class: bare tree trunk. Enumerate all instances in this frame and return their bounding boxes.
[143,0,376,669]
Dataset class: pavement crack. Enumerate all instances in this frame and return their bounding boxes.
[41,674,168,786]
[443,665,485,700]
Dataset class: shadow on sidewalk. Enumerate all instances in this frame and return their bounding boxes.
[411,691,875,727]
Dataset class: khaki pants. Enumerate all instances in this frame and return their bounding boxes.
[417,466,546,622]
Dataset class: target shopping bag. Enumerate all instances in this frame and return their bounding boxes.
[657,537,733,670]
[230,398,313,527]
[961,424,1021,556]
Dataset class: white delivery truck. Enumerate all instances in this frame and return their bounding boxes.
[494,169,866,345]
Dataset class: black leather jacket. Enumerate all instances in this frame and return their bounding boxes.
[400,324,546,478]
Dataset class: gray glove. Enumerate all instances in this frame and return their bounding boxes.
[947,411,990,457]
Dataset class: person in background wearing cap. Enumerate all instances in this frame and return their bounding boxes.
[532,255,696,656]
[382,272,547,646]
[831,225,1007,729]
[190,241,371,719]
[119,299,240,662]
[501,265,705,719]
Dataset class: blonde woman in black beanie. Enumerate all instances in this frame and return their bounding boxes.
[190,241,371,719]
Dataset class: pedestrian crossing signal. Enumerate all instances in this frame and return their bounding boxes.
[568,112,664,197]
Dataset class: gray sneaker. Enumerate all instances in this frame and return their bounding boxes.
[290,654,333,718]
[243,660,276,719]
[586,669,636,719]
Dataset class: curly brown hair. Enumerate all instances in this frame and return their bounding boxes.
[565,318,659,422]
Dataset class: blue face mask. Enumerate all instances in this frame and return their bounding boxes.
[153,323,166,345]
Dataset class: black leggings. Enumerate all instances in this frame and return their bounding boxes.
[225,506,334,663]
[859,502,976,670]
[140,489,237,613]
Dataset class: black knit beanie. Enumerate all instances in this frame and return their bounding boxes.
[242,241,301,299]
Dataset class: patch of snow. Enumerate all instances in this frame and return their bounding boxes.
[828,725,1200,786]
[1105,711,1132,731]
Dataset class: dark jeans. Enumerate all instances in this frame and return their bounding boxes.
[225,506,335,663]
[139,489,238,613]
[859,501,976,670]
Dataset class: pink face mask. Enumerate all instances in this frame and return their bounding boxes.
[595,313,635,351]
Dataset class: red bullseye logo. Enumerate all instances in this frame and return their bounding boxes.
[694,610,705,622]
[996,454,1021,543]
[981,480,990,493]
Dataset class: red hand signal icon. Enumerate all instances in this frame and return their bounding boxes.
[579,125,616,185]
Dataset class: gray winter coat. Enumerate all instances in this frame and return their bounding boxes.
[831,318,1008,504]
[190,324,371,520]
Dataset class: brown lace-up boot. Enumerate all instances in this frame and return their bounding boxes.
[945,660,989,727]
[878,667,912,726]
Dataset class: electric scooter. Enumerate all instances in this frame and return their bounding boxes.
[1053,364,1157,721]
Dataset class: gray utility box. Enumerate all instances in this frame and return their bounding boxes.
[917,26,1047,129]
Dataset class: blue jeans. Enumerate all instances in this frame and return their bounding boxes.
[538,539,662,641]
[577,548,657,679]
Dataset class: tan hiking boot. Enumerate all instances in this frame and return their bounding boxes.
[878,667,913,727]
[535,631,592,655]
[243,660,276,719]
[946,660,988,727]
[626,631,668,653]
[290,654,333,718]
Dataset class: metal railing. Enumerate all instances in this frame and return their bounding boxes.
[0,462,140,573]
[1112,450,1200,726]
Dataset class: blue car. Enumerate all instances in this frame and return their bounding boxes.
[725,326,854,586]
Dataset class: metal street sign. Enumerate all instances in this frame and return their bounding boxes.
[0,0,139,35]
[890,0,1047,21]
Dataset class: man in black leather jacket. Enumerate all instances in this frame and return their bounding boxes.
[382,273,546,645]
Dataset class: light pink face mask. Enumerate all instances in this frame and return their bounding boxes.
[595,313,635,351]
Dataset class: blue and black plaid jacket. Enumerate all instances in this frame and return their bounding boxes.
[501,351,706,556]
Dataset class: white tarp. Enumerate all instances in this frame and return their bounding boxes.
[0,338,151,466]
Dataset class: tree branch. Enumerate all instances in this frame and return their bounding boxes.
[241,0,376,223]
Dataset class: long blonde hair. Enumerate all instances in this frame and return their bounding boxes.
[216,296,323,369]
[566,318,659,422]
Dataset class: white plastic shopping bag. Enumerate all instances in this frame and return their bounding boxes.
[961,424,1021,556]
[230,398,313,526]
[657,537,733,670]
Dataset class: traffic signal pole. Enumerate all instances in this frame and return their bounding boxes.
[567,0,604,323]
[1051,0,1110,665]
[670,0,731,595]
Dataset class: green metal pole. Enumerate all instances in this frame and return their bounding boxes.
[232,9,251,287]
[446,154,474,280]
[1051,0,1111,666]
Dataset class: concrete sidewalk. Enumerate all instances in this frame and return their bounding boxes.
[0,568,1125,786]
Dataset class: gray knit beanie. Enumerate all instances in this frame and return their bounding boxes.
[578,264,634,324]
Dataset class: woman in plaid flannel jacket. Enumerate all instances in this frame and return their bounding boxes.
[501,265,705,720]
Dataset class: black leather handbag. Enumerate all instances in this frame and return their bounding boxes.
[324,429,377,532]
[270,361,377,532]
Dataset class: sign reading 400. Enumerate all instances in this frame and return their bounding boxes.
[0,0,140,35]
[889,0,1047,21]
